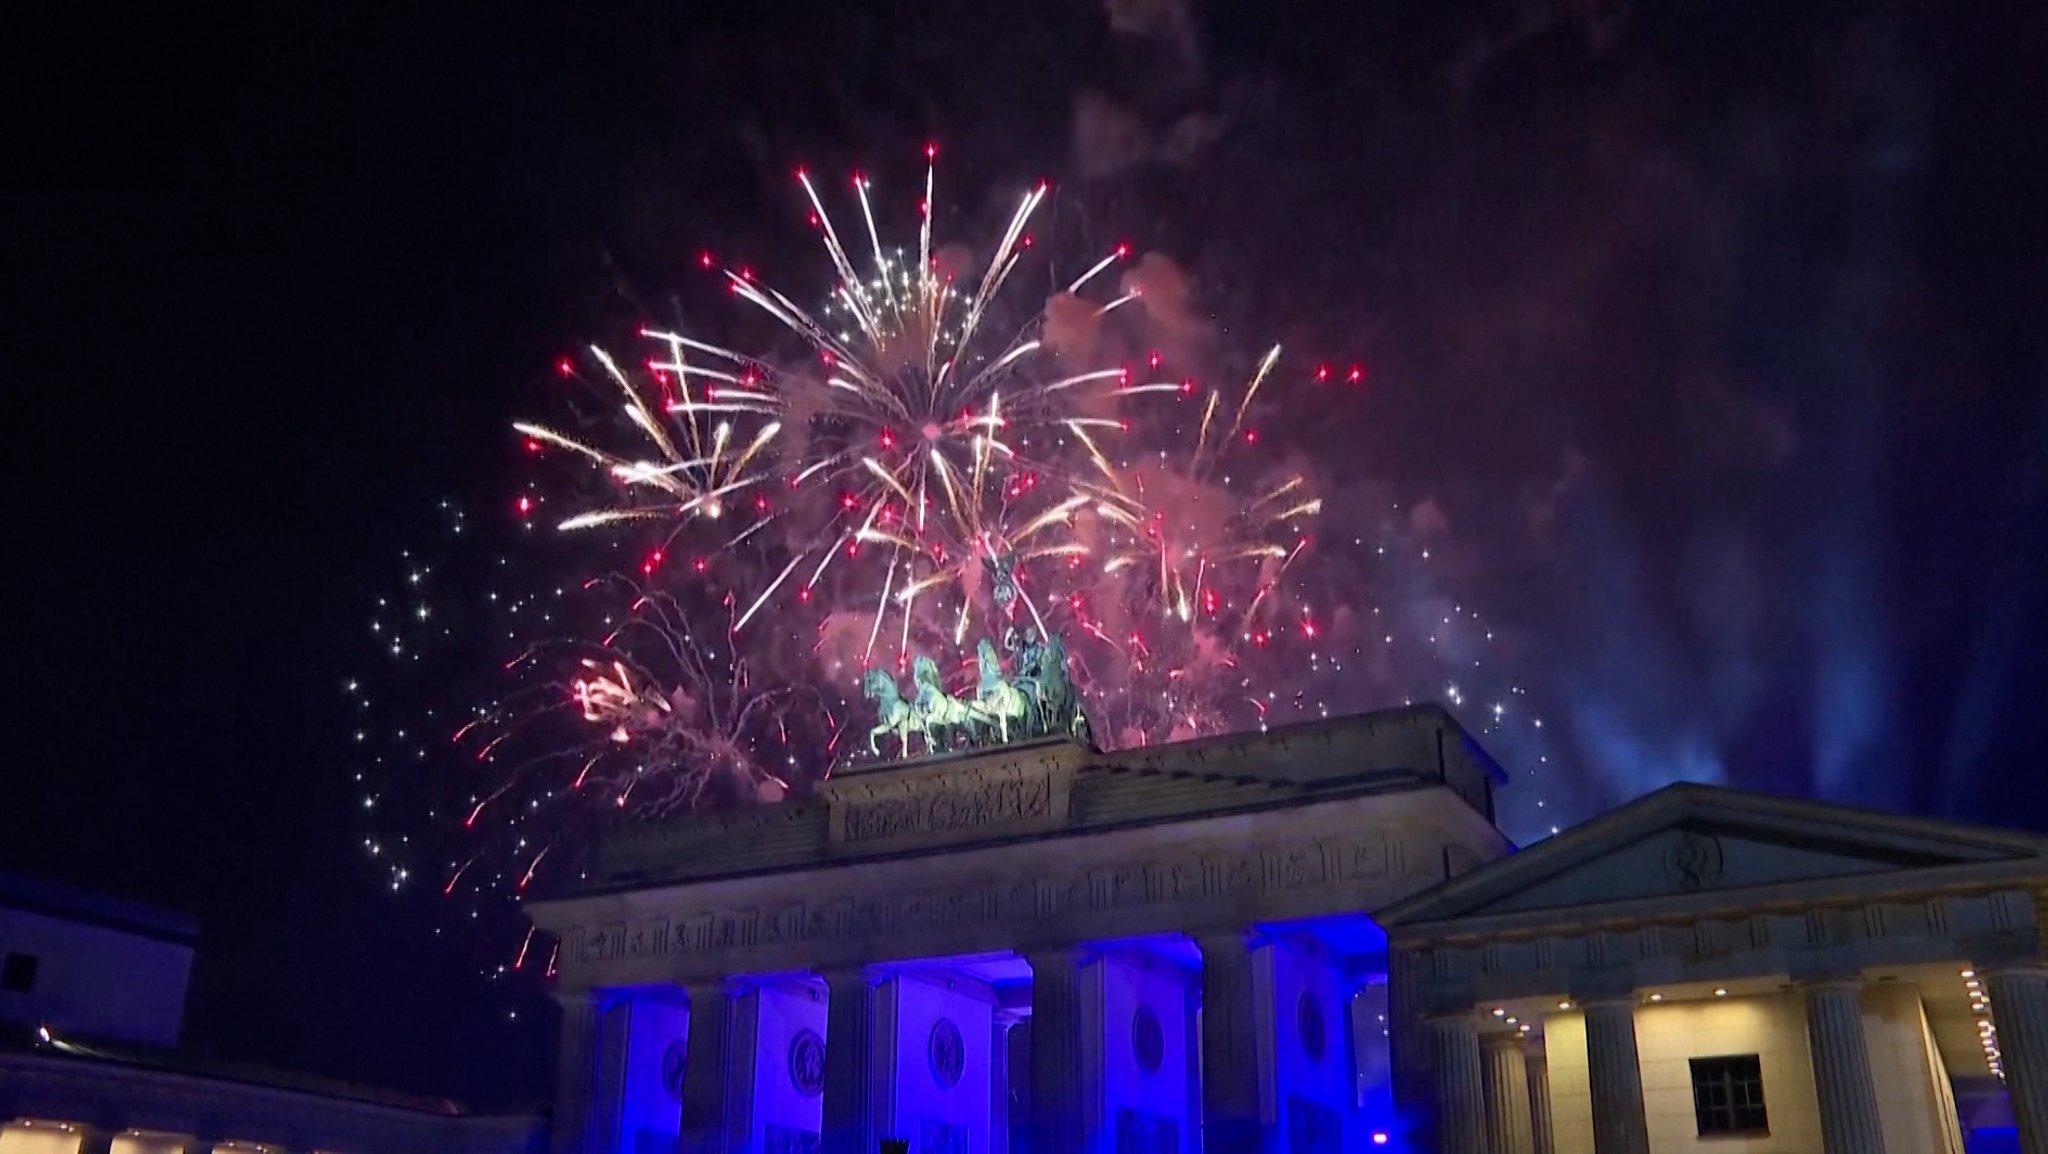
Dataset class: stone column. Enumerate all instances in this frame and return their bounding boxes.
[1803,979,1888,1154]
[551,991,602,1154]
[991,1011,1020,1154]
[1525,1037,1555,1154]
[1481,1033,1535,1154]
[820,968,875,1154]
[1198,931,1264,1154]
[1428,1012,1485,1154]
[1988,965,2048,1154]
[74,1129,114,1154]
[678,981,733,1154]
[1388,948,1432,1128]
[1582,998,1651,1154]
[592,998,637,1154]
[1024,946,1086,1154]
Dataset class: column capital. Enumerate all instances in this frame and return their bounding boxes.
[1982,961,2048,982]
[1481,1030,1529,1052]
[1191,926,1259,949]
[1018,942,1092,968]
[552,987,603,1010]
[1577,993,1639,1012]
[818,963,879,989]
[1798,975,1870,995]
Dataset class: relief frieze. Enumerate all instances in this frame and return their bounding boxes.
[561,828,1408,971]
[839,771,1054,845]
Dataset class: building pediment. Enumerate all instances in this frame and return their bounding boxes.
[1378,783,2048,932]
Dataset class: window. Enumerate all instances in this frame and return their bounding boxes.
[1,952,37,993]
[1690,1055,1768,1135]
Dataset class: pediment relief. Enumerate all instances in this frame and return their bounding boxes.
[1381,784,2048,929]
[1469,824,1918,916]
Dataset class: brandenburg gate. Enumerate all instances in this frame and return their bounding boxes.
[525,705,1511,1154]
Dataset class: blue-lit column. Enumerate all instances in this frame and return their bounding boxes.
[1198,930,1264,1154]
[1186,983,1206,1146]
[551,991,602,1154]
[679,981,734,1154]
[1024,945,1088,1154]
[820,967,876,1154]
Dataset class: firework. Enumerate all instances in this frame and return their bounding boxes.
[349,508,823,917]
[520,152,1154,667]
[501,152,1559,799]
[1051,344,1326,744]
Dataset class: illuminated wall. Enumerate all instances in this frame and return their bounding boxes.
[878,975,992,1153]
[0,1126,83,1154]
[614,997,688,1154]
[1096,953,1194,1154]
[1545,988,1970,1154]
[1255,939,1351,1154]
[741,983,828,1153]
[1548,995,1821,1152]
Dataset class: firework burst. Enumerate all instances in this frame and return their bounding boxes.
[520,151,1155,668]
[1056,344,1327,744]
[349,508,822,915]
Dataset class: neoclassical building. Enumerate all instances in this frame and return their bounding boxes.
[0,871,543,1154]
[528,706,2048,1154]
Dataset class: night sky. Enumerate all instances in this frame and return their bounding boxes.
[9,0,2046,1107]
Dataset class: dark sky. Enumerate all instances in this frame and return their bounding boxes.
[8,0,2046,1105]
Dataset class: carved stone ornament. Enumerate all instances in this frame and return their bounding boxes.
[661,1038,688,1102]
[789,1028,826,1097]
[929,1017,965,1089]
[1298,991,1327,1064]
[1663,831,1726,892]
[561,828,1410,976]
[1131,1003,1165,1075]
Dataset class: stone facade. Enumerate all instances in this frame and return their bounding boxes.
[527,708,2048,1154]
[527,706,1509,1154]
[1380,782,2048,1154]
[0,873,542,1154]
[0,1046,543,1154]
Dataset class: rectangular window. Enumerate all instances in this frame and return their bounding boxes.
[1,952,37,993]
[1690,1054,1769,1135]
